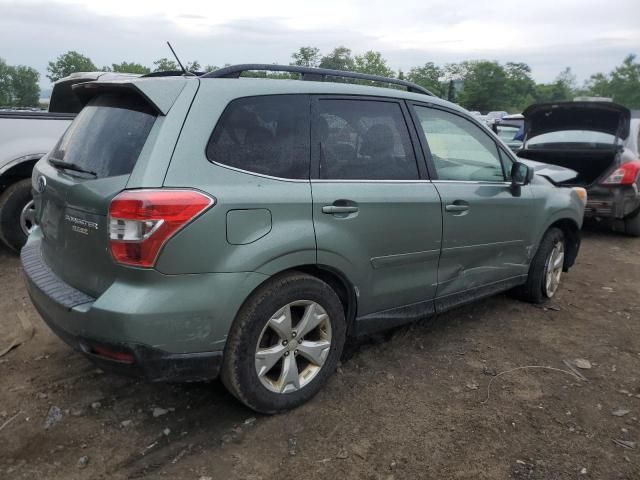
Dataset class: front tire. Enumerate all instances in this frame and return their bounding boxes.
[0,179,34,252]
[221,272,346,414]
[514,227,565,304]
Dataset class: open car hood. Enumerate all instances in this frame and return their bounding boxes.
[518,159,578,184]
[522,101,630,140]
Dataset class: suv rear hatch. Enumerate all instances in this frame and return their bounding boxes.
[32,77,190,298]
[517,102,631,187]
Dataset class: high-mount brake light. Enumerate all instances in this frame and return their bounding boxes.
[601,160,640,186]
[108,189,214,267]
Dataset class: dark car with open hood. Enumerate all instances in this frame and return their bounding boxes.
[517,102,640,235]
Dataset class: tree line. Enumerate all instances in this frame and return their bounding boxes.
[1,47,638,110]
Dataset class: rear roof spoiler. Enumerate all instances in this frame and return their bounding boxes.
[71,77,189,115]
[50,72,141,114]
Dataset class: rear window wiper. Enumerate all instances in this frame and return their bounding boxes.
[49,159,97,177]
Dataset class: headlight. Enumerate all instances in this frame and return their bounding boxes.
[572,187,587,206]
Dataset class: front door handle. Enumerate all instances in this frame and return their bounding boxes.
[322,205,359,214]
[445,202,470,213]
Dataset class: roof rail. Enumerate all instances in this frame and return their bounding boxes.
[201,64,435,96]
[142,70,205,78]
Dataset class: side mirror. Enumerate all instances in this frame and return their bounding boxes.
[511,162,533,186]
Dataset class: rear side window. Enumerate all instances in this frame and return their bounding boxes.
[317,99,418,180]
[50,93,156,178]
[206,95,310,179]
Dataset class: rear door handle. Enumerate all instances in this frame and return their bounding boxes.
[322,205,359,214]
[445,203,469,213]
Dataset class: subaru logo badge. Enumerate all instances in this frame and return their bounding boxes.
[36,176,47,193]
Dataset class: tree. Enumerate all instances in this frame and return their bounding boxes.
[291,47,321,68]
[108,62,150,74]
[534,67,576,103]
[9,65,40,107]
[0,58,11,106]
[407,62,446,96]
[457,61,510,111]
[185,60,201,71]
[153,57,178,72]
[319,47,354,71]
[153,58,200,72]
[47,51,96,82]
[0,59,40,107]
[352,51,394,77]
[584,55,640,108]
[607,54,640,107]
[504,62,536,111]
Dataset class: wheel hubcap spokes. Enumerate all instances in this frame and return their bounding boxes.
[545,241,564,297]
[20,199,36,236]
[255,300,332,393]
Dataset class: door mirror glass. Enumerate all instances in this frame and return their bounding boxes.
[511,162,533,186]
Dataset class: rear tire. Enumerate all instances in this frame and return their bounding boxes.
[513,227,565,304]
[221,272,346,414]
[0,179,33,252]
[624,210,640,237]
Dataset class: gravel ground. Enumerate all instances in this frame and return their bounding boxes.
[0,226,639,480]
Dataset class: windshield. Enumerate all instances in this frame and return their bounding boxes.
[527,130,616,148]
[50,92,157,178]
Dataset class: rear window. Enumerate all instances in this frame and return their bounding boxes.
[206,95,310,179]
[50,92,157,178]
[528,130,615,148]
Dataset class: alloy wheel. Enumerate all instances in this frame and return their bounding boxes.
[20,199,36,236]
[544,240,564,298]
[255,300,332,394]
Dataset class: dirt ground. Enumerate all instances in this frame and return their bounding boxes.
[0,226,639,480]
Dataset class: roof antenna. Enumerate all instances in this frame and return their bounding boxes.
[166,41,193,75]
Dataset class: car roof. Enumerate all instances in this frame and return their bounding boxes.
[199,77,467,114]
[72,75,471,119]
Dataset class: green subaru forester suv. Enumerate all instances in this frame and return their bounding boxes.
[22,65,586,413]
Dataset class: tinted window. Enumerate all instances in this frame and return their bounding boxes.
[317,99,418,180]
[50,93,156,178]
[206,95,310,179]
[415,106,505,182]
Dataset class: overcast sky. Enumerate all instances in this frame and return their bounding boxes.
[1,0,638,88]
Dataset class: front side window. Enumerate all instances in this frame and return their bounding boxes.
[206,95,310,179]
[317,99,419,180]
[414,106,505,182]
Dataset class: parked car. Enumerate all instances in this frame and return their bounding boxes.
[23,65,586,413]
[493,114,524,152]
[517,102,640,235]
[485,110,509,126]
[0,71,137,251]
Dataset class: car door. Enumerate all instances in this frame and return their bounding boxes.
[409,103,537,307]
[310,96,443,326]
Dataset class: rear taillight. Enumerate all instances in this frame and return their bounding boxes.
[601,160,640,185]
[108,189,214,267]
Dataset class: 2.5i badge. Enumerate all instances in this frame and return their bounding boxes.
[65,214,98,236]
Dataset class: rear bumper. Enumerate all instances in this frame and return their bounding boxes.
[37,304,223,382]
[584,185,640,219]
[21,232,268,382]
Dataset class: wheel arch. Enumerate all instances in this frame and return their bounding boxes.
[236,264,358,335]
[0,155,41,193]
[545,217,581,271]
